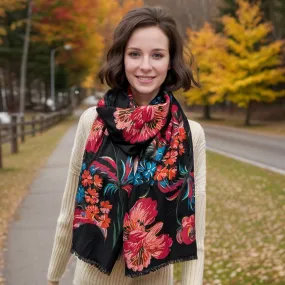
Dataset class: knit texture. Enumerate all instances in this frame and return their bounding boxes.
[47,106,206,285]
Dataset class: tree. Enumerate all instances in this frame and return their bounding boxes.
[218,0,284,40]
[221,0,285,125]
[183,23,230,119]
[0,0,25,44]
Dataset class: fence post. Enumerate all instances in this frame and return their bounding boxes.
[21,115,25,143]
[31,115,36,136]
[11,115,18,154]
[40,115,44,133]
[0,119,2,169]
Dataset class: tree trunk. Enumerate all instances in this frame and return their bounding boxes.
[245,101,252,126]
[19,0,33,115]
[203,104,211,120]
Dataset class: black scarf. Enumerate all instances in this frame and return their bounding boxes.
[72,87,197,277]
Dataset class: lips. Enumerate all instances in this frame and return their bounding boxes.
[135,76,156,83]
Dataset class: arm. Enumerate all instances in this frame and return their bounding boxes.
[47,109,93,282]
[181,121,206,285]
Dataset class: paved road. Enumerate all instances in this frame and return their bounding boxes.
[202,124,285,174]
[5,124,78,285]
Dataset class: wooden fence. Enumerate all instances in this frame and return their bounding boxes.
[0,107,73,169]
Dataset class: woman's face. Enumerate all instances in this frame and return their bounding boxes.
[124,26,170,106]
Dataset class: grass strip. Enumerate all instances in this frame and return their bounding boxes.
[174,151,285,285]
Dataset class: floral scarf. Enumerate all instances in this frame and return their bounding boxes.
[72,87,197,277]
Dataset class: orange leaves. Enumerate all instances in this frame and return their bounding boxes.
[31,0,143,87]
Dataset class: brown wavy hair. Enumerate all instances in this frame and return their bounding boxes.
[98,6,199,92]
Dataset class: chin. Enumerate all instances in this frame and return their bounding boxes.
[131,83,160,95]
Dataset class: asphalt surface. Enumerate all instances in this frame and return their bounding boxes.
[202,124,285,174]
[5,124,78,285]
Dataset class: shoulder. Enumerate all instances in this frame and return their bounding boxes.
[78,106,98,134]
[187,119,206,148]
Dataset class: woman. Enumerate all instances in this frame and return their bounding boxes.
[47,6,206,285]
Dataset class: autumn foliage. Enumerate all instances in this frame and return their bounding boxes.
[32,0,143,88]
[184,0,285,125]
[0,0,26,43]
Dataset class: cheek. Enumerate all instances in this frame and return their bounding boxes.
[124,57,137,74]
[155,61,170,76]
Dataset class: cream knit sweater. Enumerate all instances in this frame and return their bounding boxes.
[47,106,206,285]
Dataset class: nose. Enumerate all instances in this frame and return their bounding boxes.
[139,56,152,71]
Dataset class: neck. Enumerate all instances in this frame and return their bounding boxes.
[130,86,160,106]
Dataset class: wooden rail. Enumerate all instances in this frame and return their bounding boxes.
[0,108,73,169]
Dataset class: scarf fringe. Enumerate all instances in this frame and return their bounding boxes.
[71,249,112,276]
[71,249,197,278]
[126,254,198,278]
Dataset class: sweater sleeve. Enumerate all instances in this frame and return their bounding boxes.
[47,108,95,282]
[181,121,206,285]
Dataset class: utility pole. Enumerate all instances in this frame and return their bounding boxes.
[19,0,32,116]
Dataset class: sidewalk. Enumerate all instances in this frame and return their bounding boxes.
[4,118,80,285]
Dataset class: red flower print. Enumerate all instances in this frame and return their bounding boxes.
[86,205,100,221]
[100,201,113,214]
[114,103,169,143]
[164,121,173,141]
[94,174,103,189]
[98,214,111,229]
[86,119,104,153]
[176,215,195,245]
[85,190,99,204]
[123,198,173,272]
[168,167,177,180]
[170,138,179,149]
[178,127,187,141]
[81,170,92,187]
[86,188,97,196]
[154,165,168,181]
[164,150,178,166]
[171,105,178,113]
[178,143,185,155]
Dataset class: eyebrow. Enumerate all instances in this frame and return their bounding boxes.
[126,47,167,52]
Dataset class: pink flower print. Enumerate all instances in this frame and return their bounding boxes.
[123,198,173,271]
[86,118,104,153]
[114,103,169,143]
[124,198,157,232]
[176,215,195,245]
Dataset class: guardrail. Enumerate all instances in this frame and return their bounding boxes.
[0,107,73,169]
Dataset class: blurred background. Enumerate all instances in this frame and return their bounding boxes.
[0,1,284,285]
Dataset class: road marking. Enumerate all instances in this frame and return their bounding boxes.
[206,146,285,176]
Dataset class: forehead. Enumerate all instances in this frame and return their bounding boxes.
[126,26,169,50]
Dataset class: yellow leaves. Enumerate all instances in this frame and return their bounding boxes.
[0,27,7,36]
[10,19,26,31]
[184,23,229,106]
[183,0,285,110]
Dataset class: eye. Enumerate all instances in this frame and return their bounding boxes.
[153,53,163,59]
[129,52,140,58]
